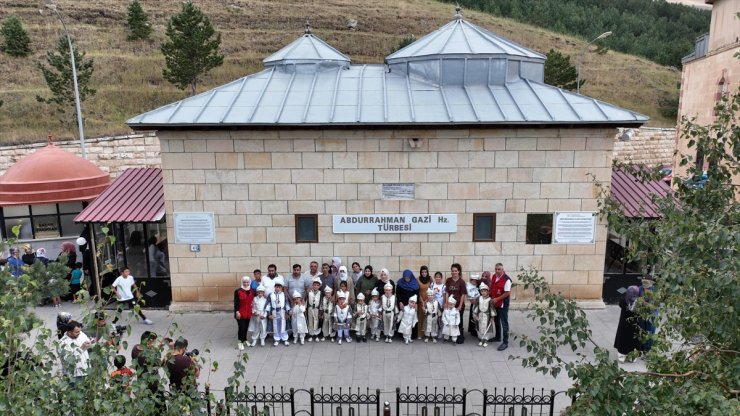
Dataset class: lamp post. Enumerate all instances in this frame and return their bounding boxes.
[43,0,86,159]
[576,31,612,95]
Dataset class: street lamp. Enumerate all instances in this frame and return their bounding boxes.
[43,0,86,159]
[576,31,613,95]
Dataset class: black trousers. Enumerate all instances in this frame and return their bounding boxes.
[237,319,249,342]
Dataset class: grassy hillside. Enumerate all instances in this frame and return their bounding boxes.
[0,0,680,144]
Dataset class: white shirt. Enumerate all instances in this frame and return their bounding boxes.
[112,275,136,301]
[58,332,91,377]
[261,275,276,298]
[495,275,513,292]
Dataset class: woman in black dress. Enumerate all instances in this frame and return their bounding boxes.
[614,285,643,362]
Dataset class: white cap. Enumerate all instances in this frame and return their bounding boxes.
[273,276,285,287]
[337,290,347,299]
[384,282,393,290]
[312,276,321,285]
[470,273,480,281]
[426,287,434,295]
[256,284,265,292]
[371,288,379,296]
[357,293,365,300]
[292,290,301,298]
[448,296,457,305]
[479,282,489,291]
[409,295,418,303]
[324,287,333,293]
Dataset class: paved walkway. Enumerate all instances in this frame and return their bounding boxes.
[36,302,646,413]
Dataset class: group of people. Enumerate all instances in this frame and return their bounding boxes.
[233,258,513,351]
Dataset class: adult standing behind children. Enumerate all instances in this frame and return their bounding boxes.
[416,266,432,340]
[396,269,419,310]
[111,267,153,325]
[355,265,378,300]
[491,263,512,351]
[375,268,396,296]
[444,263,467,338]
[234,276,254,351]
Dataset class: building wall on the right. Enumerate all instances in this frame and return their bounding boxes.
[708,0,740,51]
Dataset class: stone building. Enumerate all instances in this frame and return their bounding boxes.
[128,10,647,311]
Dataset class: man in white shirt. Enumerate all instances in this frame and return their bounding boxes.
[111,267,153,325]
[58,320,92,385]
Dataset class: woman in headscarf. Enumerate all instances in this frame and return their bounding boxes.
[355,265,378,300]
[416,266,432,340]
[374,268,395,296]
[21,244,36,266]
[334,265,355,304]
[614,285,643,362]
[396,269,419,309]
[36,248,49,266]
[59,241,77,270]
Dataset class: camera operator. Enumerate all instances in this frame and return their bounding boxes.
[166,337,200,393]
[56,312,73,340]
[92,311,122,350]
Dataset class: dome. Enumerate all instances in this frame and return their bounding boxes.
[263,22,350,71]
[0,144,110,206]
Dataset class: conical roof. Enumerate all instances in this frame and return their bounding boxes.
[263,23,350,68]
[386,9,544,63]
[0,144,110,206]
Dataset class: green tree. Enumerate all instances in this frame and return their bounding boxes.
[1,16,31,57]
[35,36,96,127]
[126,0,152,41]
[544,49,581,91]
[161,2,224,96]
[512,86,740,414]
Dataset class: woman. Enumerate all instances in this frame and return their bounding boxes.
[355,265,378,300]
[36,248,49,266]
[147,236,168,277]
[234,276,254,351]
[374,268,395,296]
[614,285,643,362]
[416,266,432,340]
[444,263,467,337]
[59,242,77,270]
[396,269,419,309]
[21,244,36,266]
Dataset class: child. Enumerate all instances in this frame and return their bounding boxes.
[466,273,481,338]
[368,288,382,342]
[267,277,290,347]
[423,287,439,343]
[110,354,134,383]
[306,277,322,342]
[442,296,461,344]
[396,295,419,345]
[70,262,83,301]
[431,272,446,338]
[249,285,268,347]
[321,287,336,342]
[334,292,352,345]
[381,282,396,343]
[337,280,350,305]
[291,291,308,345]
[354,293,368,342]
[474,283,495,347]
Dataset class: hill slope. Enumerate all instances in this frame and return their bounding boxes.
[0,0,680,144]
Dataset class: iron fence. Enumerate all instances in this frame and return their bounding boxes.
[396,387,556,416]
[224,386,381,416]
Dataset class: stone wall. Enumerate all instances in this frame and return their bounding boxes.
[158,128,616,312]
[0,132,161,178]
[612,127,676,167]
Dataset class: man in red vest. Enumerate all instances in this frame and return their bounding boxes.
[491,263,512,351]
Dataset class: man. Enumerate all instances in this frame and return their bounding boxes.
[58,320,92,385]
[318,263,334,294]
[286,264,310,304]
[167,337,199,393]
[111,267,153,325]
[491,263,512,351]
[303,261,321,281]
[250,269,262,291]
[262,264,280,299]
[350,262,363,285]
[7,248,23,277]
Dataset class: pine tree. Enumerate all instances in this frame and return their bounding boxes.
[126,0,152,41]
[543,49,582,91]
[161,2,224,95]
[36,36,96,127]
[1,16,31,57]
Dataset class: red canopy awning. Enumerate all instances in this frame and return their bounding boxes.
[75,168,164,223]
[611,166,672,218]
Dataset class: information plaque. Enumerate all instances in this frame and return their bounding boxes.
[173,212,215,244]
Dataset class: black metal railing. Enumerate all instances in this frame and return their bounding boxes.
[224,386,381,416]
[396,387,556,416]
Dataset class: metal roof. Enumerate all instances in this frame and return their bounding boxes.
[263,22,350,68]
[74,168,164,223]
[386,10,545,64]
[610,166,672,218]
[128,8,648,129]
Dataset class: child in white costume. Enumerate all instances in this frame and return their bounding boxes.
[396,295,419,344]
[320,287,336,341]
[291,291,308,345]
[306,277,322,342]
[431,271,446,338]
[267,276,290,346]
[423,287,439,343]
[368,288,382,342]
[380,282,396,343]
[474,283,495,347]
[354,293,369,342]
[248,285,268,347]
[334,292,353,345]
[442,296,461,344]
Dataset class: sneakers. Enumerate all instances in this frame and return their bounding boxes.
[478,341,483,347]
[432,338,437,344]
[346,337,352,343]
[320,337,325,342]
[405,339,409,345]
[300,338,305,345]
[417,336,423,340]
[284,340,290,346]
[424,337,429,343]
[338,339,342,345]
[274,341,280,347]
[483,342,488,348]
[497,342,508,351]
[238,342,245,351]
[260,339,265,347]
[143,319,153,325]
[307,337,313,342]
[375,336,380,342]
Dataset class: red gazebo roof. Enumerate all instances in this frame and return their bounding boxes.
[0,144,110,206]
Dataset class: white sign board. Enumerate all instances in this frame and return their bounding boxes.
[381,183,415,200]
[553,212,596,244]
[333,214,457,234]
[173,212,215,244]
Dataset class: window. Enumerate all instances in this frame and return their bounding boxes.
[526,214,553,244]
[472,213,496,242]
[0,202,84,240]
[295,214,318,243]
